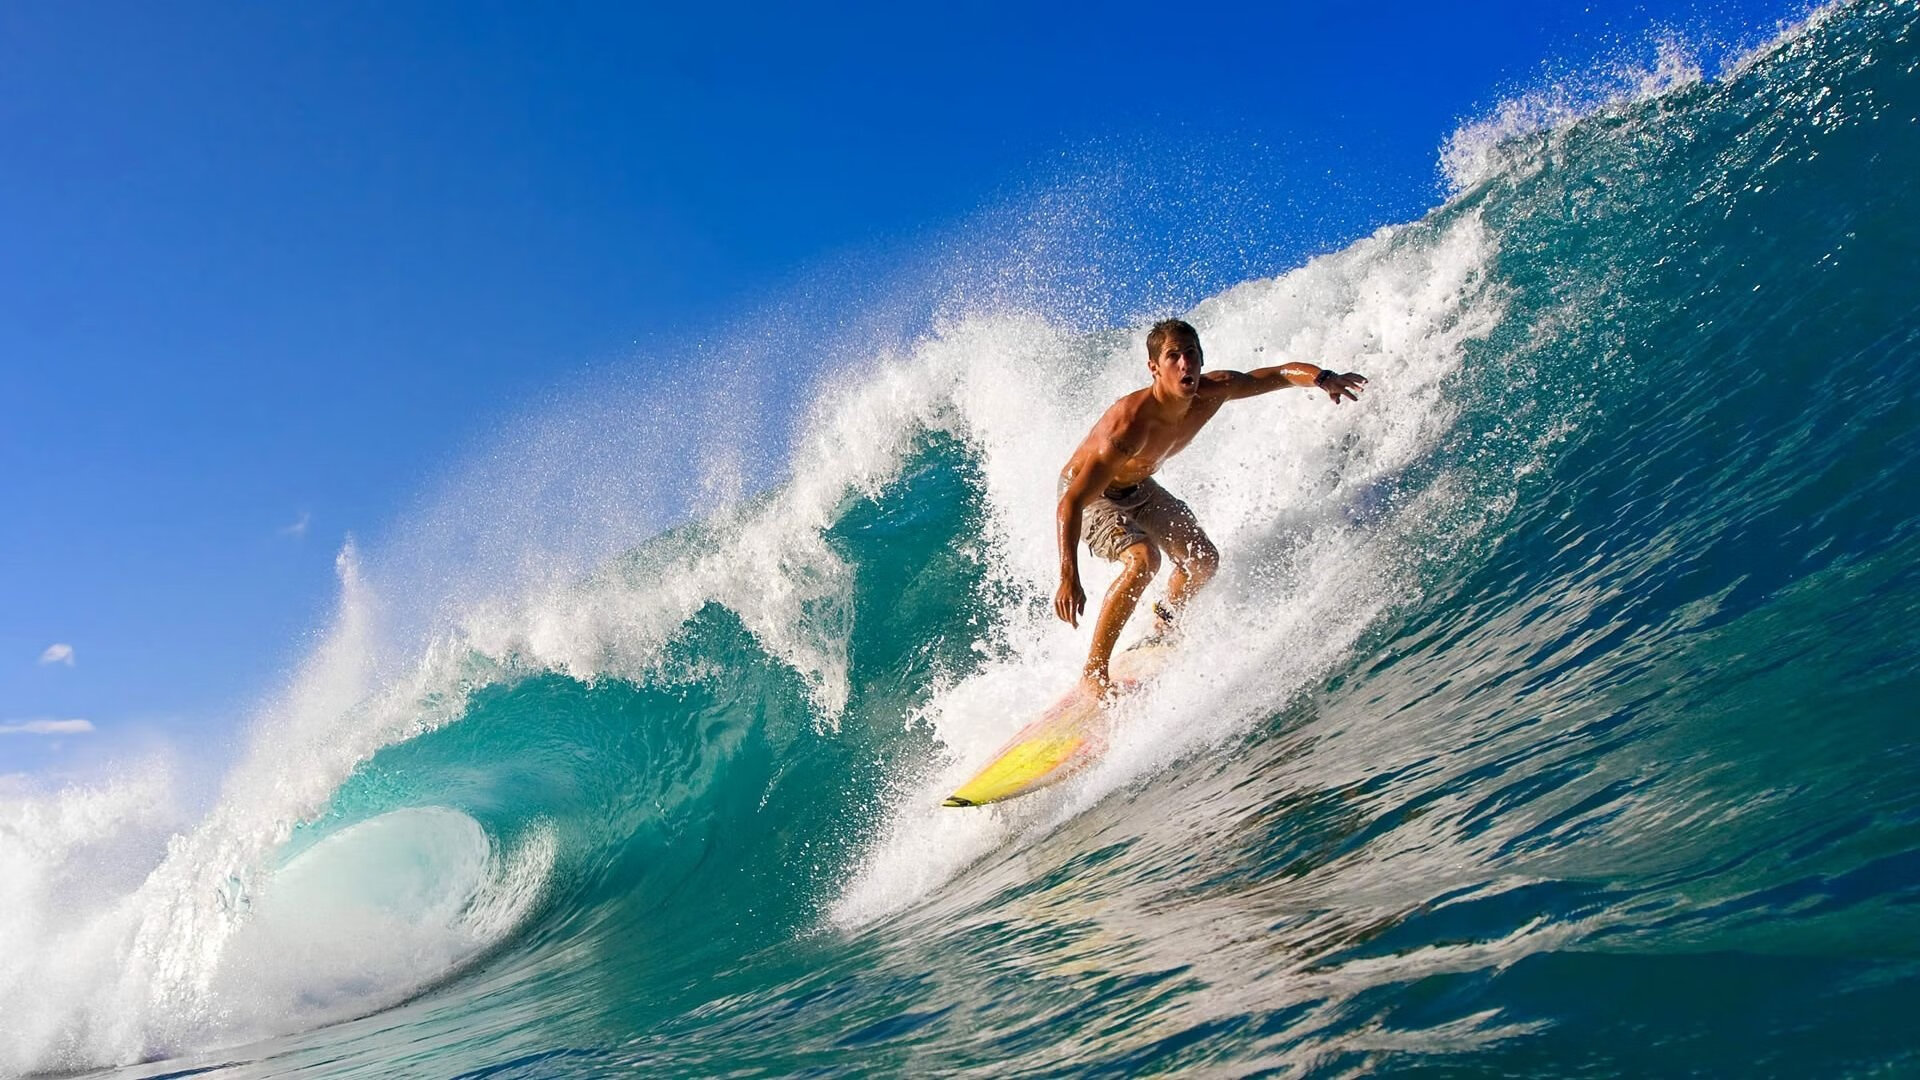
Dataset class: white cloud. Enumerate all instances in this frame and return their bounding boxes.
[279,511,312,538]
[38,643,75,666]
[0,718,94,736]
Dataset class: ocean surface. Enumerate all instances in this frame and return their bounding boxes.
[5,2,1919,1075]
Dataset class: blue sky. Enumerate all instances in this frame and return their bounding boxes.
[1,0,1803,775]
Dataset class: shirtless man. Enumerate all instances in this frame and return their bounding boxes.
[1055,318,1367,692]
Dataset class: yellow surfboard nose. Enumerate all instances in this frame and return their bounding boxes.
[942,641,1174,807]
[945,728,1093,807]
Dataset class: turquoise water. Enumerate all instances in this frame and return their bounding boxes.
[7,2,1920,1075]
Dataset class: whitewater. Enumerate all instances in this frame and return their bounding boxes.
[4,1,1918,1075]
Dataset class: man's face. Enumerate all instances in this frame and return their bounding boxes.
[1152,336,1203,398]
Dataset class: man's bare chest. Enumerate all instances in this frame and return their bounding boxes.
[1117,406,1221,472]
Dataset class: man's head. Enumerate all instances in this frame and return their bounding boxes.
[1146,318,1203,398]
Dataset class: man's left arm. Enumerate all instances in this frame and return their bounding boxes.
[1217,363,1368,404]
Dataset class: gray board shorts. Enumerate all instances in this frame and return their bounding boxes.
[1059,474,1201,562]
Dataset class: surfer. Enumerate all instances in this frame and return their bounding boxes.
[1055,318,1366,693]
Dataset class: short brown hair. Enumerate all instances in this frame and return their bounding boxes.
[1146,318,1200,360]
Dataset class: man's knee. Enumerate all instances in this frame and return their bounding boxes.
[1167,530,1213,584]
[1190,534,1220,575]
[1120,541,1161,579]
[1172,534,1218,578]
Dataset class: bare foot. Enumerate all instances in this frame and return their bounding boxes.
[1131,601,1179,646]
[1078,668,1116,701]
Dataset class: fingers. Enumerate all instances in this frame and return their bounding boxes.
[1326,373,1367,403]
[1055,591,1082,627]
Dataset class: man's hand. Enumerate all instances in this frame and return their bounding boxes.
[1316,370,1368,404]
[1054,572,1087,628]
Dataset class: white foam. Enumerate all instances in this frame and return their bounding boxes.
[1438,5,1838,194]
[1440,35,1707,193]
[0,763,184,1072]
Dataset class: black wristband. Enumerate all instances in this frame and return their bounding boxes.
[1314,367,1336,387]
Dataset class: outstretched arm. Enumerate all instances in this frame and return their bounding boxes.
[1215,363,1368,404]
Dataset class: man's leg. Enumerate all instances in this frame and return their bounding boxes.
[1162,527,1219,613]
[1137,484,1217,629]
[1083,540,1160,689]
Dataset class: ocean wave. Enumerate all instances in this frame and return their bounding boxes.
[5,1,1918,1074]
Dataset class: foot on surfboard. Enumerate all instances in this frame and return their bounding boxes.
[1127,602,1183,651]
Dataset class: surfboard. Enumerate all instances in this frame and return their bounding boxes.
[942,641,1175,807]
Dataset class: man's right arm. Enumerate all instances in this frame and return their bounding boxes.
[1055,442,1122,627]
